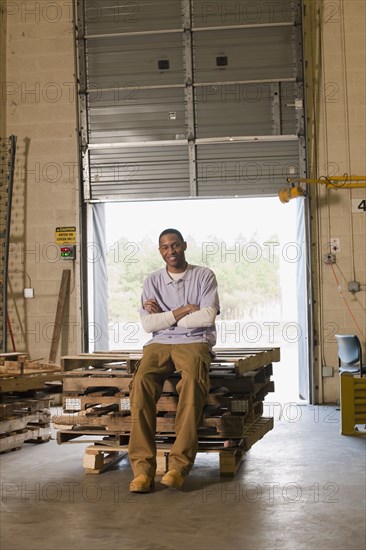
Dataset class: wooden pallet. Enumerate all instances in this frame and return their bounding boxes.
[56,416,274,449]
[1,410,51,435]
[0,356,58,453]
[81,417,273,475]
[64,380,274,411]
[56,355,274,438]
[54,415,249,438]
[0,425,51,453]
[61,363,273,394]
[61,347,280,375]
[61,381,274,416]
[82,442,247,476]
[154,441,248,477]
[55,349,278,471]
[54,399,265,438]
[0,356,62,393]
[0,397,51,420]
[62,390,252,414]
[61,353,142,373]
[61,365,273,411]
[83,445,129,474]
[0,395,51,453]
[61,348,280,376]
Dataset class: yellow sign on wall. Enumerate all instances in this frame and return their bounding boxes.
[55,226,76,245]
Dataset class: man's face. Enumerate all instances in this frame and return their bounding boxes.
[159,233,187,272]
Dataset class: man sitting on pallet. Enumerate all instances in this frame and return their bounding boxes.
[129,228,220,492]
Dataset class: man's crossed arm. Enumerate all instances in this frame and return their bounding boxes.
[141,299,217,333]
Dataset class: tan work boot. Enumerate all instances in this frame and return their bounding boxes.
[160,469,185,490]
[129,474,155,493]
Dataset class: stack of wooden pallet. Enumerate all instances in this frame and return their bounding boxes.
[0,353,62,453]
[54,347,280,476]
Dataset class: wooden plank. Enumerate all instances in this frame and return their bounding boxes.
[156,448,170,475]
[0,398,50,420]
[49,269,71,364]
[215,347,280,359]
[63,376,167,394]
[63,369,132,377]
[0,410,50,434]
[56,430,129,445]
[0,358,62,392]
[233,350,278,374]
[203,415,250,437]
[83,445,128,474]
[0,353,28,365]
[242,417,274,451]
[219,448,245,476]
[0,373,63,393]
[0,431,29,453]
[0,360,61,375]
[0,426,51,453]
[0,352,27,358]
[61,354,140,372]
[254,380,275,401]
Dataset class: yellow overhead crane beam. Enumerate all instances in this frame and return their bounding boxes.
[279,176,366,202]
[287,176,366,189]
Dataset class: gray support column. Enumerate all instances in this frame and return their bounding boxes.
[183,0,197,196]
[76,0,91,201]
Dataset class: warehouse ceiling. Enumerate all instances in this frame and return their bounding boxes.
[75,0,306,201]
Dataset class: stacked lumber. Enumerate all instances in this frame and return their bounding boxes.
[54,347,280,475]
[0,353,62,453]
[0,353,63,393]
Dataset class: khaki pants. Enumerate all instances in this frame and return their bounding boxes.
[128,342,212,477]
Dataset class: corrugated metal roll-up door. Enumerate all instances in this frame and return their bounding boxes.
[76,0,305,201]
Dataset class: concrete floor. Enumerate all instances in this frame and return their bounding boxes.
[1,405,365,550]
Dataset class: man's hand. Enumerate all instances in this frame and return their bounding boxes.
[172,303,199,322]
[143,300,199,322]
[185,304,200,314]
[143,299,163,314]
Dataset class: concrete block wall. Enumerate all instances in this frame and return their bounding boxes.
[305,0,366,403]
[3,0,80,363]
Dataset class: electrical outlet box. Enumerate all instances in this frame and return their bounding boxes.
[24,288,34,299]
[348,281,361,293]
[322,366,333,377]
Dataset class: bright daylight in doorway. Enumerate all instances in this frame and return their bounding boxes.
[104,197,305,402]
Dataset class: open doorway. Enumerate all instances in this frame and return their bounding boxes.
[95,197,308,403]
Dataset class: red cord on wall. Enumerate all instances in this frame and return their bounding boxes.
[6,312,16,352]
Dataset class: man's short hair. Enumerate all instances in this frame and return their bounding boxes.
[159,228,185,243]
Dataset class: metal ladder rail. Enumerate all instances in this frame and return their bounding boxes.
[0,135,17,352]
